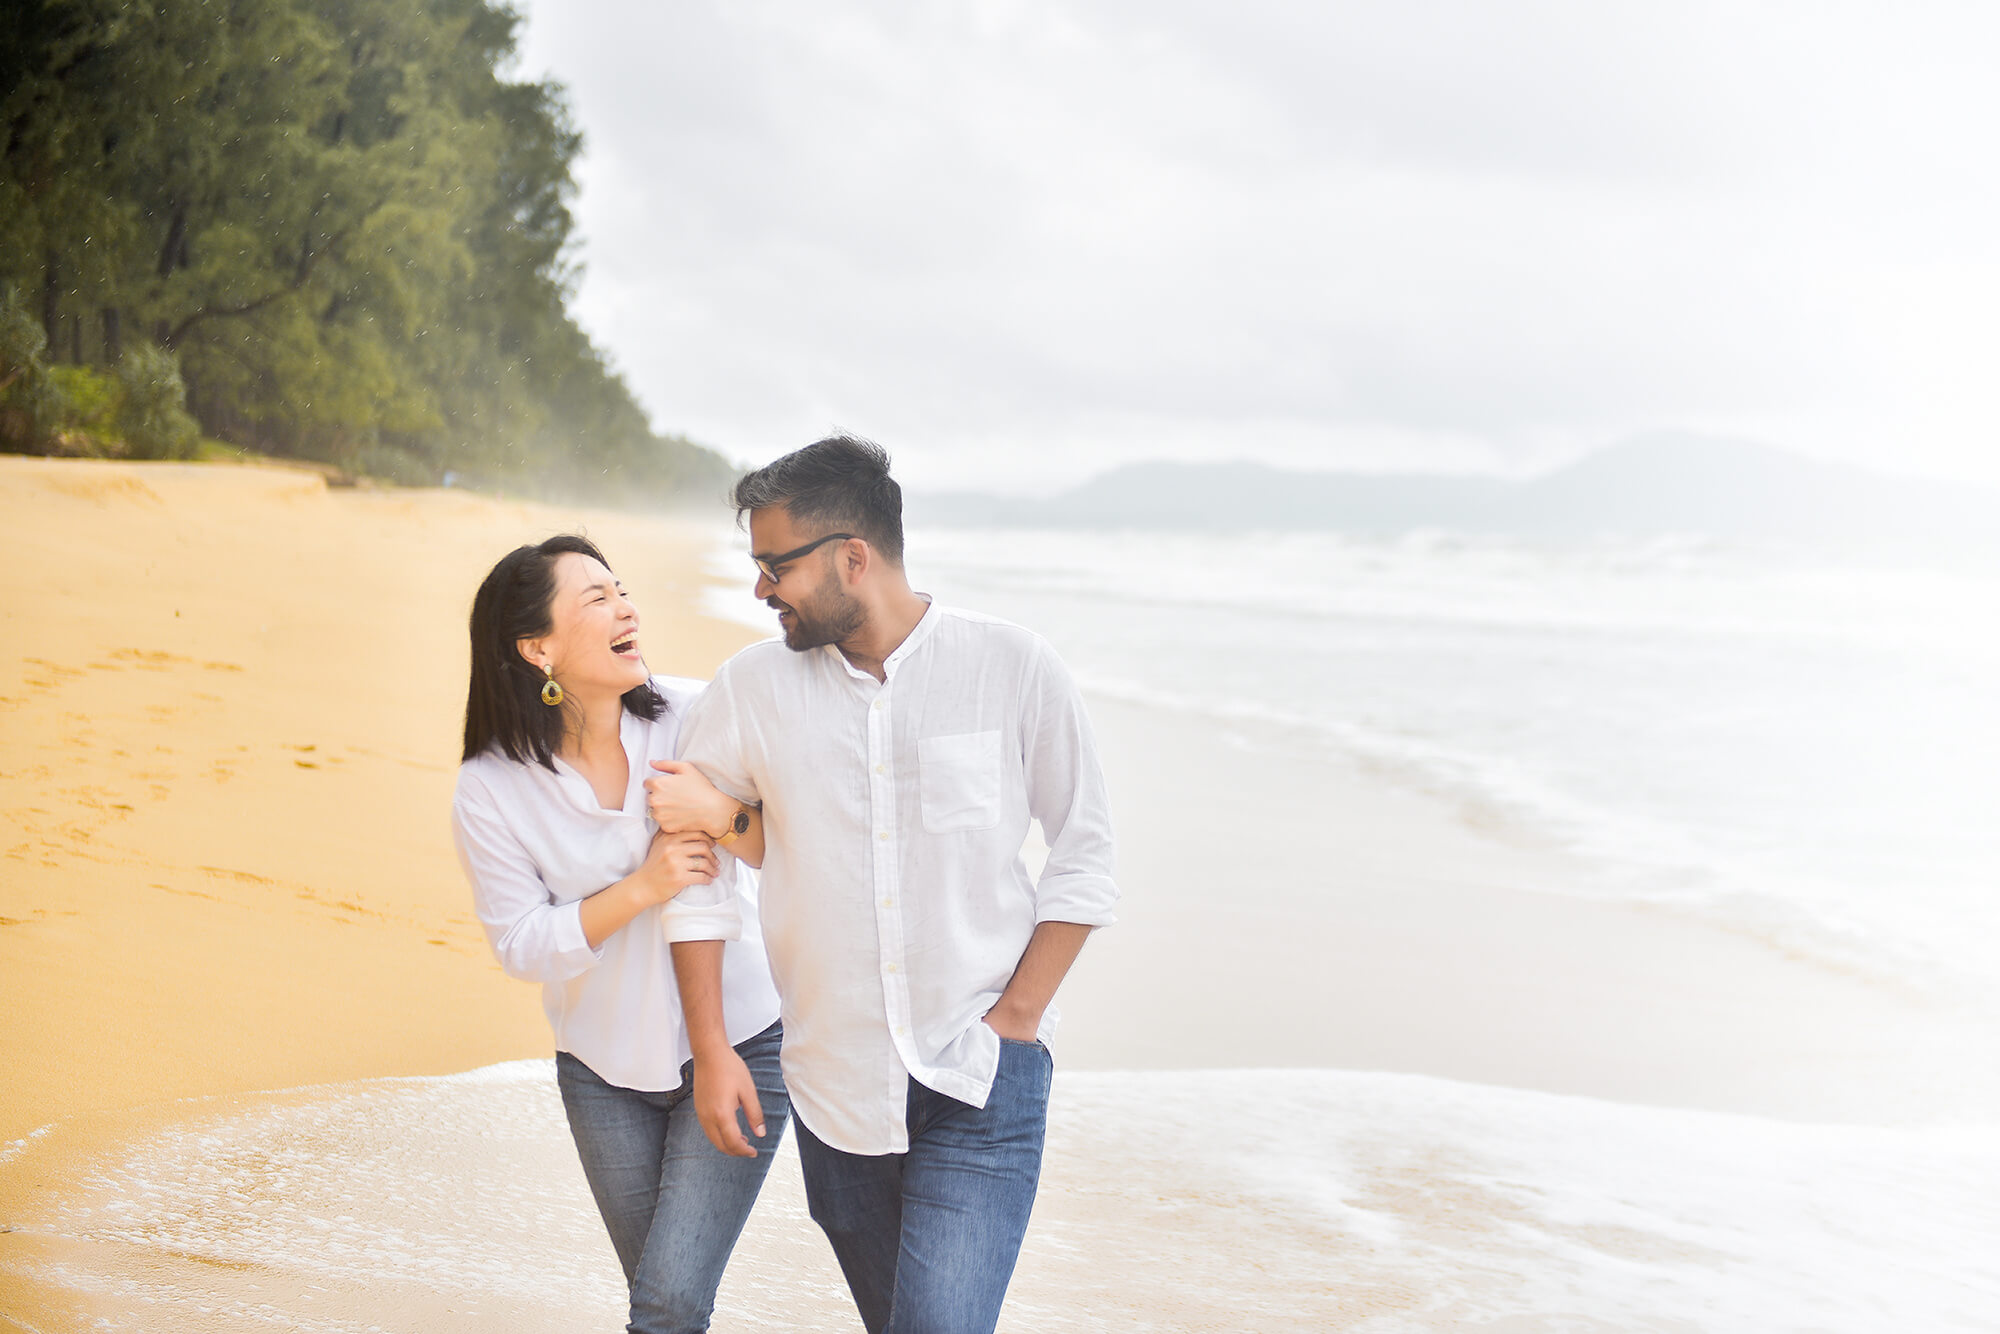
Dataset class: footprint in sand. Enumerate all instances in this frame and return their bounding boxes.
[16,658,85,696]
[109,649,192,671]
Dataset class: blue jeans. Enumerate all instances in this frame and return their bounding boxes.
[796,1036,1054,1334]
[555,1021,790,1334]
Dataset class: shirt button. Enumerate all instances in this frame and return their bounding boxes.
[878,831,888,841]
[872,700,884,711]
[880,897,894,908]
[884,963,898,974]
[896,1026,908,1036]
[874,763,885,774]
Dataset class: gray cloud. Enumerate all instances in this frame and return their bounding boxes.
[516,0,2000,490]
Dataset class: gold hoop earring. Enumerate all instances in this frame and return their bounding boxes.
[540,663,564,707]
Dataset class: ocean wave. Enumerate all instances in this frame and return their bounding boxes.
[907,526,2000,654]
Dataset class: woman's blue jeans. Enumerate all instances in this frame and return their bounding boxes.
[555,1021,789,1334]
[796,1036,1054,1334]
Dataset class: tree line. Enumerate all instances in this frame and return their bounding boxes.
[0,0,736,505]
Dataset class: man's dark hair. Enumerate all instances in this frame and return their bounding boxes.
[462,534,665,770]
[733,434,905,565]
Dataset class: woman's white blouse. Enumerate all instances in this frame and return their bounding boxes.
[450,675,781,1092]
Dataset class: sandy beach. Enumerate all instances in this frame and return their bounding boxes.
[3,457,1996,1331]
[0,457,755,1148]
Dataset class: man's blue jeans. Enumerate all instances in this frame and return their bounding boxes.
[796,1036,1054,1334]
[555,1021,790,1334]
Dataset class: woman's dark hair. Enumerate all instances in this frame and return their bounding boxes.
[732,433,905,565]
[462,535,665,769]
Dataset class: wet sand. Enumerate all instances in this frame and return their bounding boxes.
[3,1062,1994,1332]
[1054,700,2000,1126]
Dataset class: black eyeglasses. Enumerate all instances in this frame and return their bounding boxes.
[750,532,855,583]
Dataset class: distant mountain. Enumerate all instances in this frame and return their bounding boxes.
[909,433,1998,547]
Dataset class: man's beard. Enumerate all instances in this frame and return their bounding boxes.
[775,568,866,651]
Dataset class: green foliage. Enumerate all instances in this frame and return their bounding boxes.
[114,344,199,460]
[0,283,69,449]
[192,436,252,463]
[47,364,115,428]
[0,0,736,502]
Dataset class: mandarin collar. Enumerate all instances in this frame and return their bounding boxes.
[824,594,939,683]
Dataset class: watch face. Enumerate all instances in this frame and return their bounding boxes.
[731,810,751,836]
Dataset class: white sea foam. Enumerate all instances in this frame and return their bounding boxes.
[912,526,2000,651]
[0,1123,53,1170]
[4,1063,1995,1331]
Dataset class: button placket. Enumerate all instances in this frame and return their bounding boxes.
[867,682,914,1066]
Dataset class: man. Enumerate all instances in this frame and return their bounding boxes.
[659,435,1118,1333]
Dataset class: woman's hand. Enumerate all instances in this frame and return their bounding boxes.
[635,828,719,904]
[646,760,738,837]
[577,830,717,948]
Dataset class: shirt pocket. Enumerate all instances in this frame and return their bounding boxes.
[918,730,1003,833]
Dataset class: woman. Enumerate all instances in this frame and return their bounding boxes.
[451,534,786,1334]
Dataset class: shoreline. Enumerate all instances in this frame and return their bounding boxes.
[3,1059,1994,1332]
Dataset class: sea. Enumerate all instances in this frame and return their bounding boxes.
[793,525,2000,1007]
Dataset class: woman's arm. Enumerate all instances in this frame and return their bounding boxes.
[577,829,722,948]
[454,778,721,976]
[646,760,766,869]
[454,782,599,982]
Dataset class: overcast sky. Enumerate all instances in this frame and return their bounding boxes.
[512,0,2000,493]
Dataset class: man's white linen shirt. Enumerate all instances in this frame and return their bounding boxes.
[676,600,1119,1156]
[451,675,781,1092]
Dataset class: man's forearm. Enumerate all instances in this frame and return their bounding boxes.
[985,920,1093,1040]
[670,938,769,1156]
[671,940,734,1058]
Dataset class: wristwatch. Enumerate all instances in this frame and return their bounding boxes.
[716,805,753,848]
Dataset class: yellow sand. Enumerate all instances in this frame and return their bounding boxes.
[0,456,757,1145]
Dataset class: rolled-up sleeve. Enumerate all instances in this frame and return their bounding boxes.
[1022,638,1120,927]
[451,773,605,982]
[659,856,748,943]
